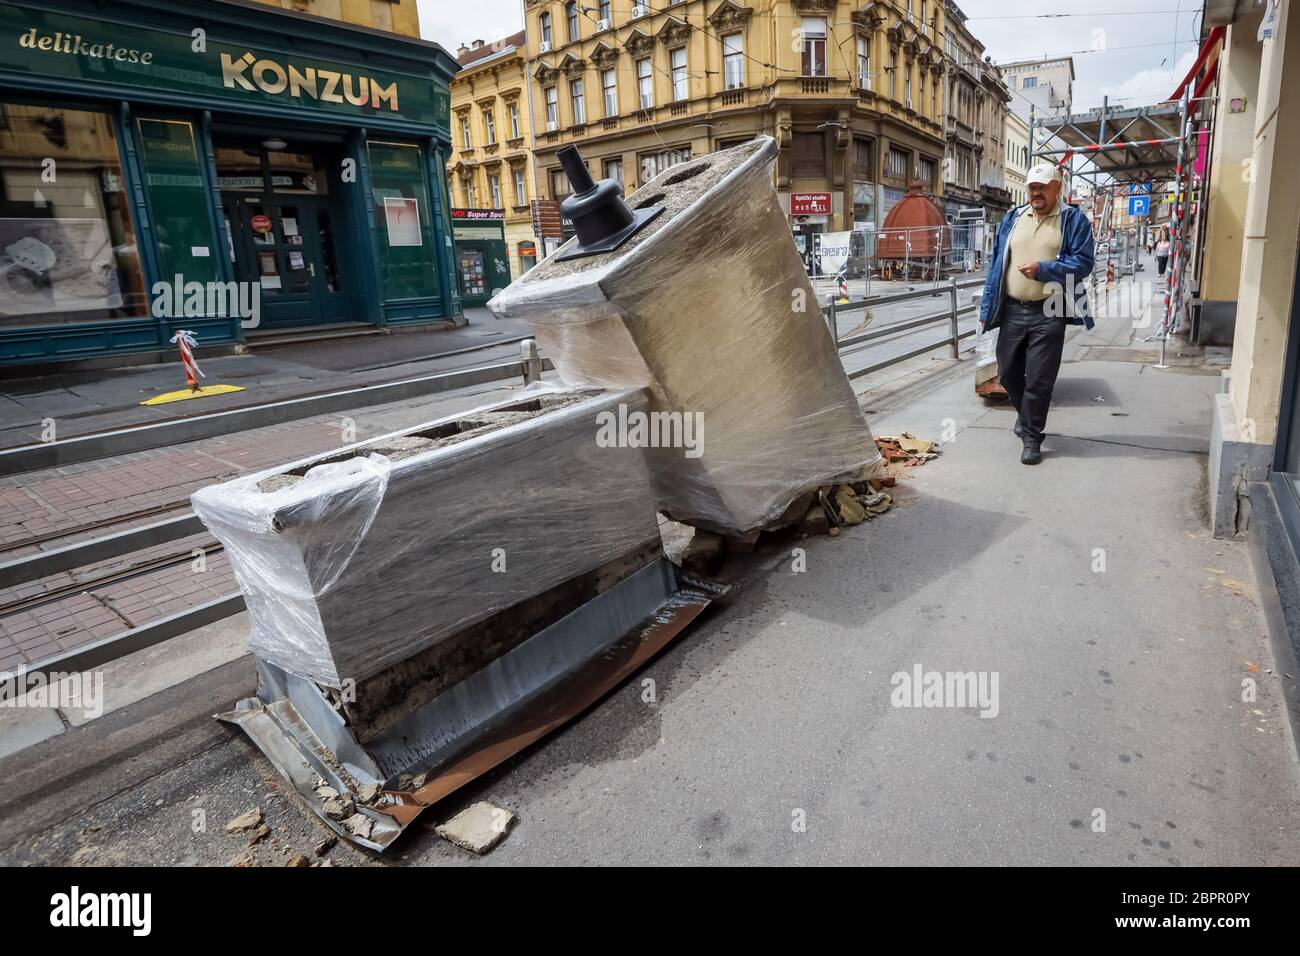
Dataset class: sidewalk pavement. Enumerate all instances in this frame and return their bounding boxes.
[3,263,1299,865]
[0,308,531,449]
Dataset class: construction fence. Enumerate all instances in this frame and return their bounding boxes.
[801,224,990,281]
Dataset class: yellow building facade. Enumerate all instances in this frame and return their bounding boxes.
[448,34,543,281]
[246,0,421,36]
[521,0,950,242]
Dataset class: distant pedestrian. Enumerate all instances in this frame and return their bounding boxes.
[980,163,1096,465]
[1155,235,1171,276]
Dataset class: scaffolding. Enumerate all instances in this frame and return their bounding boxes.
[1027,90,1211,363]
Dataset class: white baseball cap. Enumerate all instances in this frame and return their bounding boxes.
[1026,163,1064,185]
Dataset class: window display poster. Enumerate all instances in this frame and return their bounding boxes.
[384,197,422,247]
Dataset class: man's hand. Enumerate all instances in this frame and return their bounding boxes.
[1017,262,1039,280]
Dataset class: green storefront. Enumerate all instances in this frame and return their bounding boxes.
[0,0,462,367]
[450,208,510,308]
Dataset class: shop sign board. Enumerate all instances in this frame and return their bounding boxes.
[791,192,832,216]
[2,3,450,127]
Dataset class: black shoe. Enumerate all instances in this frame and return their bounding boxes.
[1020,440,1042,465]
[1013,420,1025,438]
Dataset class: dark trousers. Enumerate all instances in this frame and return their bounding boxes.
[996,300,1066,443]
[1156,255,1169,276]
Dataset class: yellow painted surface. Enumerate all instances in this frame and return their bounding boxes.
[1228,0,1300,446]
[246,0,421,36]
[141,384,246,406]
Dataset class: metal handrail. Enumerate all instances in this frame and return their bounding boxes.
[824,276,984,372]
[824,276,986,316]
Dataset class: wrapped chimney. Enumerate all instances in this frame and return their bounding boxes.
[490,136,880,534]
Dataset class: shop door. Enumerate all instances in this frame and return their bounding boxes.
[223,195,346,329]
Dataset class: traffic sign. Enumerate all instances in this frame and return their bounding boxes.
[1128,195,1150,217]
[1128,182,1151,195]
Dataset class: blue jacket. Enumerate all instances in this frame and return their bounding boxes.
[979,202,1096,331]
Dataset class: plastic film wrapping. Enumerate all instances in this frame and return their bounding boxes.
[191,386,662,688]
[489,136,881,534]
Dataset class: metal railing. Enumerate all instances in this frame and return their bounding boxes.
[822,276,985,378]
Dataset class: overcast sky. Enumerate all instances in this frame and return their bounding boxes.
[417,0,1204,112]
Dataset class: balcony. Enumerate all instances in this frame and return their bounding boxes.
[670,101,689,116]
[720,88,747,107]
[800,76,831,95]
[602,117,619,131]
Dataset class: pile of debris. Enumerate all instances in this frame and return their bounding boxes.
[875,432,940,465]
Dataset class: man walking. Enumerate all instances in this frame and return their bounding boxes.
[979,163,1095,464]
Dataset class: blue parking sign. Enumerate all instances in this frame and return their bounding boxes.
[1128,195,1150,217]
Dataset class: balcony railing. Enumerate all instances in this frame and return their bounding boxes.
[720,88,747,106]
[800,76,831,94]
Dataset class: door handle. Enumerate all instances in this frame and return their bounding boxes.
[308,262,316,277]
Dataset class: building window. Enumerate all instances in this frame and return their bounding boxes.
[550,167,571,200]
[886,146,910,179]
[466,182,477,207]
[566,2,580,42]
[639,146,691,183]
[514,167,527,205]
[484,109,496,145]
[545,86,559,128]
[604,158,624,184]
[889,51,897,99]
[603,68,618,116]
[1023,76,1037,88]
[670,47,689,101]
[637,58,654,109]
[509,102,521,139]
[0,103,147,327]
[599,0,611,21]
[461,115,472,150]
[489,172,502,209]
[571,78,586,125]
[723,33,745,88]
[905,65,913,106]
[539,12,552,46]
[917,156,936,188]
[853,138,873,180]
[856,36,870,90]
[791,132,825,178]
[801,17,827,76]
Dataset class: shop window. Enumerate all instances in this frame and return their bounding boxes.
[0,102,146,327]
[366,141,439,300]
[603,158,624,184]
[791,133,825,179]
[137,118,218,288]
[267,147,329,194]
